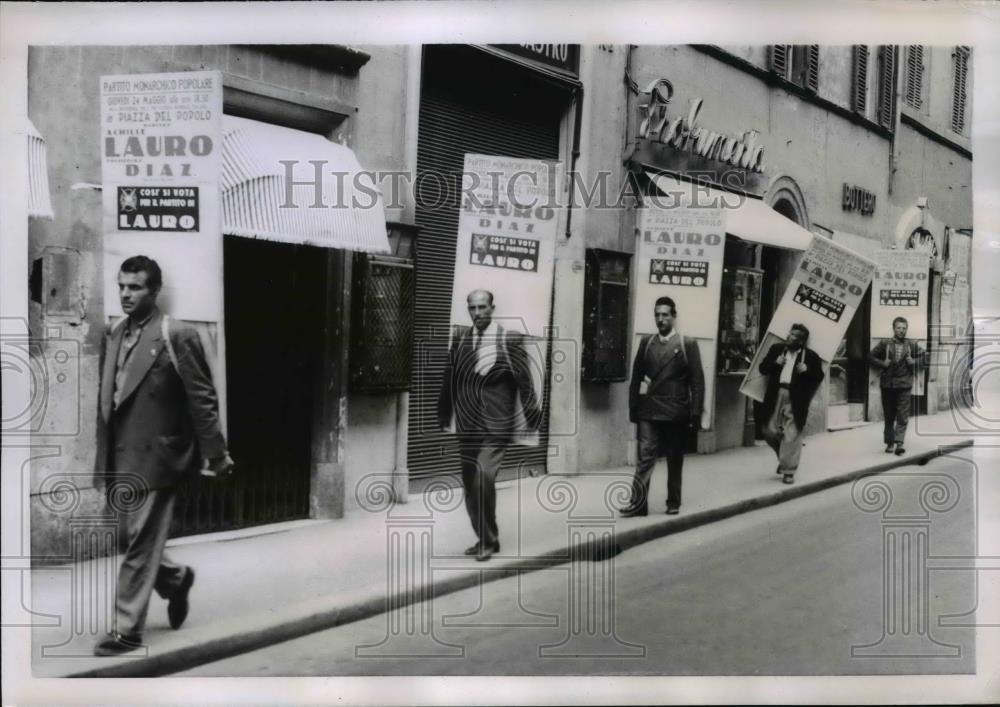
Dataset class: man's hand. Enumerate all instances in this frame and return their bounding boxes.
[795,361,807,374]
[776,352,787,366]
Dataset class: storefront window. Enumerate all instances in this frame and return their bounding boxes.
[717,266,763,374]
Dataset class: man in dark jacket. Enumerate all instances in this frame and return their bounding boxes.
[868,316,926,455]
[758,323,825,485]
[619,296,705,517]
[438,289,541,561]
[93,255,233,656]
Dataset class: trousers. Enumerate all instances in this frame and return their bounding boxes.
[881,387,912,445]
[631,419,689,510]
[458,436,508,548]
[108,481,189,636]
[763,388,804,474]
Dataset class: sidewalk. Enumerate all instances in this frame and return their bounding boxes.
[30,411,974,677]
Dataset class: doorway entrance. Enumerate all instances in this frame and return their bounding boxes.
[173,236,327,534]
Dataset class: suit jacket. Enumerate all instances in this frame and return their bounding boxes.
[437,324,541,440]
[94,308,227,491]
[868,337,925,389]
[628,334,705,424]
[758,342,825,431]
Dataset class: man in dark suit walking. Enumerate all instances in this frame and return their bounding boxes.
[758,323,825,485]
[93,255,233,656]
[438,289,541,561]
[620,296,705,517]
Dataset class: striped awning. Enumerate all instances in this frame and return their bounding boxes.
[647,171,814,251]
[28,119,54,219]
[222,115,390,253]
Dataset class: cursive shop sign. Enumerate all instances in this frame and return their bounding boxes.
[636,78,765,175]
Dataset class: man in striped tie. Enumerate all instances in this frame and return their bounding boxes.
[438,290,541,562]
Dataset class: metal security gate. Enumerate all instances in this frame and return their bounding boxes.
[172,236,324,535]
[407,45,568,484]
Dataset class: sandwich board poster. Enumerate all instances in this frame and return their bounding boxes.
[631,204,726,430]
[740,234,877,402]
[448,153,563,446]
[100,70,223,323]
[870,249,931,395]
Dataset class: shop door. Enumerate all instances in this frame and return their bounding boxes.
[408,45,566,486]
[173,236,325,534]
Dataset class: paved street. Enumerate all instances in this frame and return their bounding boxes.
[181,451,984,676]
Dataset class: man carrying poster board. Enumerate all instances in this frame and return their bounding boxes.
[868,316,927,456]
[437,290,541,562]
[619,296,705,517]
[757,323,825,485]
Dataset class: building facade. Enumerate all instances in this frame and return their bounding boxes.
[26,43,973,560]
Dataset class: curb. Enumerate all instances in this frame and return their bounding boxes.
[69,439,973,678]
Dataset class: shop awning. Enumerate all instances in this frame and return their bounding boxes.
[646,172,814,251]
[222,115,390,253]
[27,119,54,219]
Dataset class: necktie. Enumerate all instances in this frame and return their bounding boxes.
[474,330,496,375]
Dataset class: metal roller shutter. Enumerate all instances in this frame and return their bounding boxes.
[408,46,565,484]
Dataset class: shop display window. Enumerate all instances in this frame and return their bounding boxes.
[717,266,763,375]
[581,249,632,382]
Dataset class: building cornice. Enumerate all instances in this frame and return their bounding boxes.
[900,112,973,161]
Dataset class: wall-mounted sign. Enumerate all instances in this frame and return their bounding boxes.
[100,70,223,322]
[842,183,876,216]
[489,44,580,76]
[636,79,765,174]
[117,186,199,231]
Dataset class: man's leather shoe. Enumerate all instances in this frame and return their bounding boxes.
[776,465,783,474]
[618,505,648,518]
[885,444,895,453]
[93,631,143,656]
[665,506,680,515]
[168,567,195,630]
[782,474,794,484]
[464,544,481,556]
[895,445,906,456]
[476,543,499,562]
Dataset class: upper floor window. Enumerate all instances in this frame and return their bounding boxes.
[951,46,971,135]
[876,45,898,130]
[852,45,897,130]
[904,45,926,111]
[851,45,869,115]
[769,45,819,92]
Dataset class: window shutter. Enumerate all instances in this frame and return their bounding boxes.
[877,45,898,129]
[769,44,789,78]
[951,46,970,134]
[806,45,820,92]
[905,45,924,109]
[852,45,869,114]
